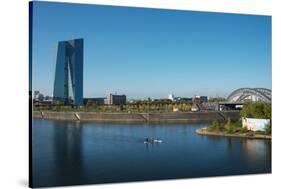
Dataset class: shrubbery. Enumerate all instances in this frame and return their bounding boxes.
[208,120,227,132]
[208,118,243,133]
[264,124,271,135]
[207,102,271,136]
[240,102,271,119]
[225,118,234,133]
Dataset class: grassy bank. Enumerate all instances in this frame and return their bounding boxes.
[196,127,271,140]
[207,118,271,136]
[201,102,272,138]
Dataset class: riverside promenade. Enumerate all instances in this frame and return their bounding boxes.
[32,111,239,123]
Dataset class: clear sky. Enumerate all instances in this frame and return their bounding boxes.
[31,1,271,99]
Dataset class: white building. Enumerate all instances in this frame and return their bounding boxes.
[168,94,174,101]
[242,118,270,131]
[191,104,199,112]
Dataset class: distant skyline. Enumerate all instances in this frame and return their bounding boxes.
[31,2,271,99]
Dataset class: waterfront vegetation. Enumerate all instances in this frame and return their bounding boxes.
[33,99,195,113]
[207,102,271,136]
[33,100,272,137]
[240,101,271,119]
[207,119,271,136]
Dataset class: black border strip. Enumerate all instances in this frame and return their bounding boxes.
[29,1,33,188]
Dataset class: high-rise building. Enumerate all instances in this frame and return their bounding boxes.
[53,38,83,105]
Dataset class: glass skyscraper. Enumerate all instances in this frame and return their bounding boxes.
[53,38,83,105]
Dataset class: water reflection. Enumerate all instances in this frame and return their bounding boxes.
[51,121,84,185]
[241,139,272,168]
[32,120,271,187]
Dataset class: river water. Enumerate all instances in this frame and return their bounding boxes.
[32,119,271,187]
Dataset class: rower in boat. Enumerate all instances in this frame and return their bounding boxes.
[144,138,162,144]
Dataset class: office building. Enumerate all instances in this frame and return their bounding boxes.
[53,38,83,105]
[107,94,126,105]
[84,97,106,105]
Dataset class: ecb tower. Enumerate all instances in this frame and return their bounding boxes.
[53,38,83,105]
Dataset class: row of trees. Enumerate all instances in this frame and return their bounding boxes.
[34,101,196,112]
[240,102,271,119]
[125,103,193,112]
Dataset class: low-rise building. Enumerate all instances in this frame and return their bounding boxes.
[242,117,270,131]
[191,104,200,112]
[84,97,106,105]
[168,94,174,101]
[193,96,208,103]
[179,97,193,103]
[168,94,193,103]
[107,94,126,105]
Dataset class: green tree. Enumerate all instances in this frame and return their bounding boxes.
[240,102,252,118]
[263,103,271,119]
[264,124,271,135]
[251,102,265,118]
[225,118,234,133]
[240,102,271,119]
[168,104,173,111]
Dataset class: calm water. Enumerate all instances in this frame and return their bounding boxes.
[32,119,271,187]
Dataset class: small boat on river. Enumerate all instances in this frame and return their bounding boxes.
[144,138,162,144]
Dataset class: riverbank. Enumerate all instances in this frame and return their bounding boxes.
[196,127,271,140]
[32,111,240,123]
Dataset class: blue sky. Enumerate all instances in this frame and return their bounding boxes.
[31,2,271,99]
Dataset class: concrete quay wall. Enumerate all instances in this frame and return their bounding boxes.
[32,111,240,123]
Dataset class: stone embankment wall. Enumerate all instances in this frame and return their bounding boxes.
[32,111,240,123]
